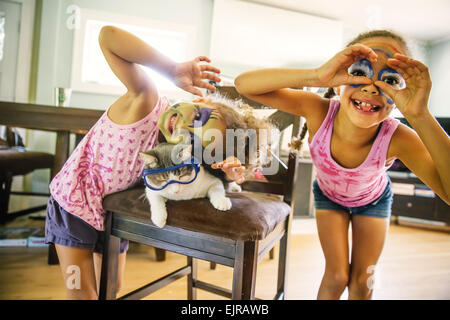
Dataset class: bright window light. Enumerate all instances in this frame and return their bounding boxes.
[82,19,187,91]
[71,9,196,99]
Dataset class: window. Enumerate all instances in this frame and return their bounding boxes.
[71,9,196,99]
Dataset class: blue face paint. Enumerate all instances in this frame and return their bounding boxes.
[373,48,392,58]
[348,58,374,79]
[348,58,374,88]
[378,68,406,90]
[188,106,215,128]
[347,54,400,109]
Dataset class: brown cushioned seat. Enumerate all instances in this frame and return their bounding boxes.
[103,186,291,241]
[0,148,54,176]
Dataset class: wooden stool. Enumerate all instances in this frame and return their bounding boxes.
[99,151,299,300]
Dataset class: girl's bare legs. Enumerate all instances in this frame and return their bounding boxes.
[315,209,351,299]
[94,251,127,296]
[348,215,389,300]
[55,245,98,300]
[55,244,127,299]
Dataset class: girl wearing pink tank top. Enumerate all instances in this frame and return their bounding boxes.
[45,26,225,300]
[309,98,399,209]
[235,30,449,300]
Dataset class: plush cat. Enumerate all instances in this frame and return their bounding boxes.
[139,143,235,228]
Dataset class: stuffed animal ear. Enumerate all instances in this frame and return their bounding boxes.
[139,152,159,168]
[178,144,193,162]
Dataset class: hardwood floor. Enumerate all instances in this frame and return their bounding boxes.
[1,208,449,300]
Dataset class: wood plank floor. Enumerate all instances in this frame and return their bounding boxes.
[1,210,449,300]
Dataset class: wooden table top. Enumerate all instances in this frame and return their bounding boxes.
[0,101,103,134]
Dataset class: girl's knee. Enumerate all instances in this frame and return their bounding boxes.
[348,271,375,298]
[323,270,349,291]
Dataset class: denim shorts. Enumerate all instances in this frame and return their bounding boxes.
[45,196,129,254]
[312,178,393,219]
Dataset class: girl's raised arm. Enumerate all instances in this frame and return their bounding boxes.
[234,68,328,119]
[98,26,173,99]
[234,44,377,120]
[98,26,221,120]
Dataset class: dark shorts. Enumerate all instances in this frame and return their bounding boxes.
[312,178,393,219]
[45,196,129,254]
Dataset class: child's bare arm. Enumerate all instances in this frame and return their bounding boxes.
[391,123,449,204]
[98,26,221,123]
[234,68,327,118]
[234,44,377,119]
[99,25,171,97]
[381,54,450,204]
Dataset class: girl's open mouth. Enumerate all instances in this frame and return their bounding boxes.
[351,99,382,113]
[167,113,178,135]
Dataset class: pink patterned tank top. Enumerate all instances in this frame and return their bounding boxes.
[309,99,399,207]
[49,96,169,230]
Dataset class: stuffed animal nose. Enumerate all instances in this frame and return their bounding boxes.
[172,185,180,193]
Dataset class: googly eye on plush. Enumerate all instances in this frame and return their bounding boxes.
[378,68,406,90]
[348,58,374,79]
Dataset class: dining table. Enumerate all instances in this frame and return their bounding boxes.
[0,100,104,264]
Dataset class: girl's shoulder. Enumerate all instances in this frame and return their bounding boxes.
[387,122,418,159]
[107,90,160,125]
[306,97,333,140]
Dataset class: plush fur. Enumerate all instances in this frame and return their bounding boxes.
[139,143,233,228]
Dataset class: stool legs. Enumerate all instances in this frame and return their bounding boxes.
[99,212,120,300]
[0,173,12,224]
[154,248,166,261]
[276,231,289,300]
[232,241,258,300]
[187,257,197,299]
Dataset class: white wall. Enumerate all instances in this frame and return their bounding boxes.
[29,0,214,191]
[428,39,450,116]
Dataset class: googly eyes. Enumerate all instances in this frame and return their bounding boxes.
[348,58,374,79]
[348,60,406,91]
[378,68,406,90]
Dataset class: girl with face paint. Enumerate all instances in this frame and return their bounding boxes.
[236,30,450,300]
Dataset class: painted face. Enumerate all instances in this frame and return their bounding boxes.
[339,37,407,128]
[157,102,226,147]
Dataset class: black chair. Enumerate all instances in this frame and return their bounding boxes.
[0,127,54,224]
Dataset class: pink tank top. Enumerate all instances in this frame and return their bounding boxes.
[309,99,399,207]
[49,96,169,230]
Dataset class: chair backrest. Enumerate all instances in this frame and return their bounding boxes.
[0,126,25,147]
[215,86,302,207]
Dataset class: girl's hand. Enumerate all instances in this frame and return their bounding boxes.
[172,56,221,96]
[315,44,378,88]
[375,54,432,119]
[211,156,246,184]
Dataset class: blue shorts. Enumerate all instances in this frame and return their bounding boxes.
[312,178,393,219]
[45,196,129,254]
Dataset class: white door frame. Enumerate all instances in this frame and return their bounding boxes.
[7,0,35,103]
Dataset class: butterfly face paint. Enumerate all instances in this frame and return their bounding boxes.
[157,102,226,147]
